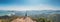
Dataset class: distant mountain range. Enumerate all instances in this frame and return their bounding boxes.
[0,10,60,16]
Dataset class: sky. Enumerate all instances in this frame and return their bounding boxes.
[0,0,60,11]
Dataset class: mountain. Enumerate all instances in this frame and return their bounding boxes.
[27,10,60,15]
[0,10,60,17]
[26,10,60,18]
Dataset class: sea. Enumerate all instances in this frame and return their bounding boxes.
[0,10,14,16]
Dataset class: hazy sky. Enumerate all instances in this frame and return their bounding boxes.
[0,0,60,11]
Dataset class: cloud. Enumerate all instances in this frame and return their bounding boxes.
[0,4,58,11]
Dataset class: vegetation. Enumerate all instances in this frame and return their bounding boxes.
[0,14,56,22]
[0,15,19,22]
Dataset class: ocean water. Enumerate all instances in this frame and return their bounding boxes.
[0,11,13,16]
